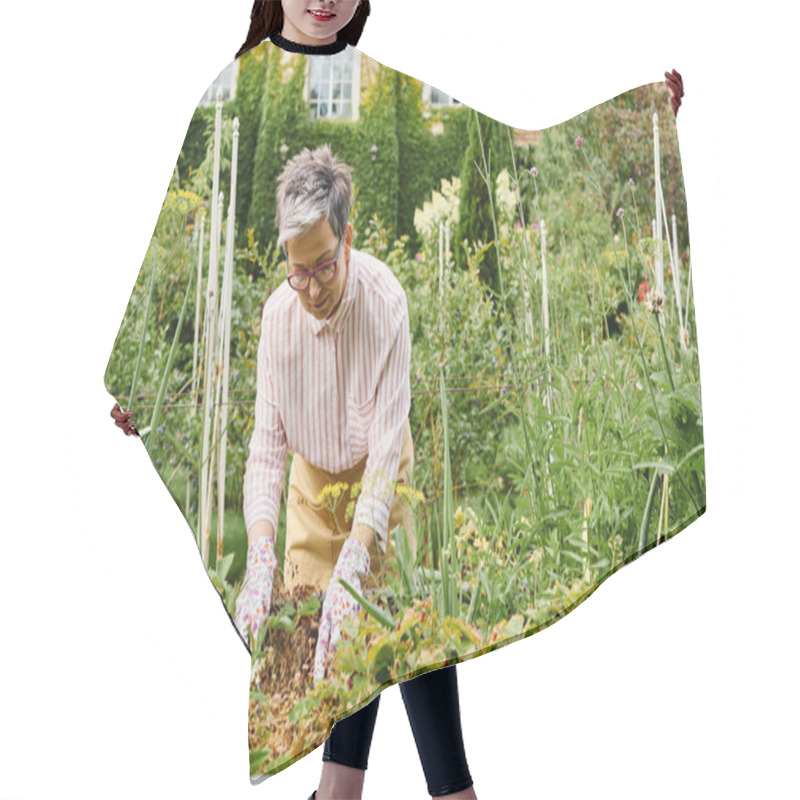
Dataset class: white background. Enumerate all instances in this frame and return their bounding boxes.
[1,1,797,798]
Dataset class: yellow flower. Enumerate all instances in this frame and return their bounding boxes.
[454,506,466,529]
[316,481,349,504]
[396,484,426,504]
[162,188,205,214]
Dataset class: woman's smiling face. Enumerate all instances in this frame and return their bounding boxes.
[280,0,362,45]
[286,217,352,319]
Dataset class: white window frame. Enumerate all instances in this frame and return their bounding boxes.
[304,49,361,121]
[422,83,461,108]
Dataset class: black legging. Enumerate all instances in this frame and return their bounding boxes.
[323,664,474,797]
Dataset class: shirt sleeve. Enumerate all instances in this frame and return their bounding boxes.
[242,309,288,536]
[352,296,411,553]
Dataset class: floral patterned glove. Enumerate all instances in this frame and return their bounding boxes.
[313,536,371,685]
[234,536,278,650]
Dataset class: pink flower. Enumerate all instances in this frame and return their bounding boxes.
[628,177,635,186]
[515,220,523,231]
[529,166,538,177]
[616,207,624,218]
[575,135,583,149]
[415,252,422,262]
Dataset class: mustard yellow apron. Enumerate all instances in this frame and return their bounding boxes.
[284,417,416,594]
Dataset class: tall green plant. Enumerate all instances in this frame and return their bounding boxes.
[438,367,457,617]
[127,246,158,416]
[456,110,502,296]
[144,265,195,453]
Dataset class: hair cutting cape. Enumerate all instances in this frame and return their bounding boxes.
[103,35,706,785]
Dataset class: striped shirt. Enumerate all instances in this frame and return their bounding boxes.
[242,247,411,553]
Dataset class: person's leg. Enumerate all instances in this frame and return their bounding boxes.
[400,664,476,799]
[315,694,382,800]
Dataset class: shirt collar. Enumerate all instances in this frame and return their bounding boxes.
[307,248,358,337]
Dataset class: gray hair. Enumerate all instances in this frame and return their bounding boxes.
[274,143,354,251]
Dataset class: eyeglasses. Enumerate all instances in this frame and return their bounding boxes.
[285,235,343,292]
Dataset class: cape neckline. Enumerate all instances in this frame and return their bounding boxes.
[270,30,349,55]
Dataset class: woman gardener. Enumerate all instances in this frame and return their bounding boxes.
[236,141,417,679]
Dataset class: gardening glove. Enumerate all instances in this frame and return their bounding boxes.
[234,536,278,650]
[312,535,371,685]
